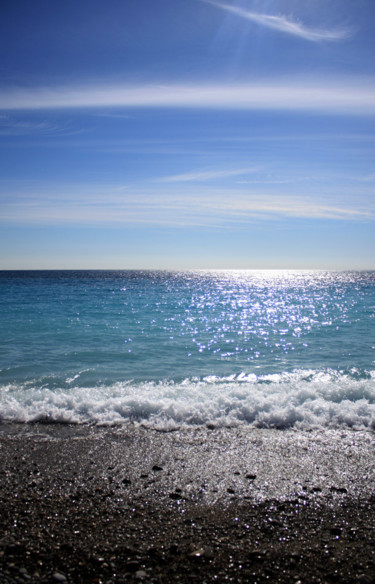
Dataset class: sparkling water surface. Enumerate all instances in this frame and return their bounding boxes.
[1,270,374,428]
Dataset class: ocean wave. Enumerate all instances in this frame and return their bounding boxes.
[1,369,375,430]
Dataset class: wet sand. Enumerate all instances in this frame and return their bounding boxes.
[1,423,375,583]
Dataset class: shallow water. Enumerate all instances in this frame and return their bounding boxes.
[1,270,374,428]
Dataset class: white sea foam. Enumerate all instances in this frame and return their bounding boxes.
[1,370,375,430]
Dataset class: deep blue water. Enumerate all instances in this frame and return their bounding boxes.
[0,270,374,428]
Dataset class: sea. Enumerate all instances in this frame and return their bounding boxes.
[0,269,374,430]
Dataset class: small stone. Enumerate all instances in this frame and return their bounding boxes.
[330,486,348,494]
[52,573,67,582]
[169,492,181,500]
[189,548,206,558]
[135,570,147,579]
[126,560,140,572]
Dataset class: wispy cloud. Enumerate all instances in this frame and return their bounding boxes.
[157,167,259,182]
[204,1,351,42]
[0,114,80,136]
[1,183,372,228]
[0,79,374,114]
[236,178,301,185]
[94,112,132,119]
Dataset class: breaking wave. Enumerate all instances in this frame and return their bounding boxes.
[1,369,375,431]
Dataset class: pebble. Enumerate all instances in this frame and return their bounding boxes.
[189,548,206,558]
[169,492,181,500]
[52,573,67,582]
[126,560,140,572]
[330,486,348,494]
[189,547,213,559]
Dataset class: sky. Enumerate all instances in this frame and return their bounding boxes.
[0,0,375,270]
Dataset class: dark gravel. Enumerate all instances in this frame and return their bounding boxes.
[1,423,375,583]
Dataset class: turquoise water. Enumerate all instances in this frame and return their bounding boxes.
[1,270,374,428]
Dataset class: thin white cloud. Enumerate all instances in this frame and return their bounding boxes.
[237,178,300,185]
[1,183,373,228]
[157,167,259,182]
[0,115,79,136]
[0,80,374,114]
[204,1,351,42]
[94,112,132,119]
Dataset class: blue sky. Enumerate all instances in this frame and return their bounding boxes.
[0,0,374,269]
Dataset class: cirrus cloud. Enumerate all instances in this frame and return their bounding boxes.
[203,1,352,42]
[0,79,374,114]
[0,182,372,228]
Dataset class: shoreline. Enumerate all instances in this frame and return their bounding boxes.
[1,423,375,582]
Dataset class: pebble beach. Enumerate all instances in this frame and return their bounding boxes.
[1,423,375,583]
